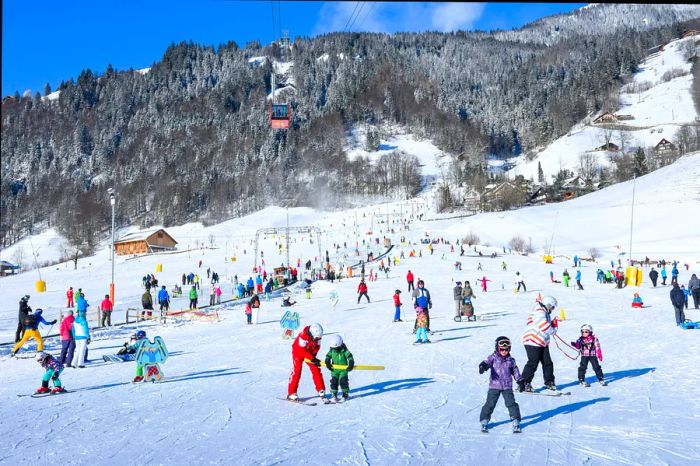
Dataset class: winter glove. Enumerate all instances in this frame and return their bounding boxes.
[310,358,321,367]
[551,318,558,328]
[347,360,354,372]
[478,361,489,374]
[325,359,332,370]
[87,338,91,345]
[50,320,57,325]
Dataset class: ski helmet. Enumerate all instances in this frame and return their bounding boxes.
[580,324,593,333]
[36,351,49,362]
[495,336,511,350]
[329,334,343,348]
[308,323,324,340]
[540,296,558,311]
[35,308,43,315]
[135,330,146,340]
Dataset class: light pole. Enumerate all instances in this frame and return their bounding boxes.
[108,188,116,306]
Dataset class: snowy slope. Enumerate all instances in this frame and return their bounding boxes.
[1,154,699,465]
[512,34,699,182]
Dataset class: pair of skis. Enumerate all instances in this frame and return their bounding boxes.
[278,395,347,406]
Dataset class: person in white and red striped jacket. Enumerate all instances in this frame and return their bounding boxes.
[517,296,559,393]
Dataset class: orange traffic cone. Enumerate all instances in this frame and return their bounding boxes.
[535,292,542,302]
[559,307,566,321]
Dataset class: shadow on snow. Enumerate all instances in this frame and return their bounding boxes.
[491,397,611,430]
[350,378,434,399]
[557,367,656,390]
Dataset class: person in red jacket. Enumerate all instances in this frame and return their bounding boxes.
[357,279,370,304]
[287,323,326,402]
[406,270,415,292]
[393,290,403,322]
[100,294,113,327]
[59,310,75,365]
[66,287,74,308]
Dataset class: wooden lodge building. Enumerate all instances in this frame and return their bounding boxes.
[114,229,178,255]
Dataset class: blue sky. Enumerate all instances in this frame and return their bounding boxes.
[2,1,586,97]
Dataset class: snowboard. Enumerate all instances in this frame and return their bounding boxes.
[103,353,136,363]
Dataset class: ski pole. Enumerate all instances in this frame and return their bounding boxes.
[304,358,384,370]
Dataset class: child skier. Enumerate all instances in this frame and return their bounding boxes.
[393,290,403,322]
[324,334,355,402]
[34,352,66,395]
[631,293,644,308]
[478,336,522,433]
[414,310,430,344]
[570,324,606,386]
[129,330,148,382]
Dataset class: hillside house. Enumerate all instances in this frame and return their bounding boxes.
[595,142,620,152]
[559,175,586,201]
[593,112,617,124]
[462,188,481,212]
[482,181,528,210]
[114,229,178,255]
[0,260,21,276]
[681,30,699,38]
[654,138,676,154]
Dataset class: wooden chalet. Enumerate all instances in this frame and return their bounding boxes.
[462,188,481,212]
[593,112,617,124]
[0,260,21,276]
[654,138,676,154]
[595,142,620,152]
[114,229,178,255]
[681,30,699,38]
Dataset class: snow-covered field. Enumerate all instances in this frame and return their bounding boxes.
[512,34,699,182]
[1,152,699,464]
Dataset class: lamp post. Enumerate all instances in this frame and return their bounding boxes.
[108,188,116,306]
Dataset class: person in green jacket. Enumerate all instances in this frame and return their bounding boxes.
[563,269,570,287]
[324,334,354,402]
[188,286,198,310]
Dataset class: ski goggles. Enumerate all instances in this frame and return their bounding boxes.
[497,341,511,349]
[581,330,591,334]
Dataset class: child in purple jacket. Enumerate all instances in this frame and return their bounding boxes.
[478,336,522,433]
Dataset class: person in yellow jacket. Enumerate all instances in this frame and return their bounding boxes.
[11,309,56,356]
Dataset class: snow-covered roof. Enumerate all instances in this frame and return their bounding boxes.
[115,228,175,244]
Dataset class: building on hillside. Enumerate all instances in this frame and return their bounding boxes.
[482,181,528,210]
[462,188,482,212]
[594,142,620,152]
[681,30,699,38]
[615,114,635,121]
[0,260,21,276]
[114,229,178,255]
[654,138,676,154]
[593,112,618,124]
[559,175,586,201]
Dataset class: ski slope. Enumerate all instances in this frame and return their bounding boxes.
[1,155,700,465]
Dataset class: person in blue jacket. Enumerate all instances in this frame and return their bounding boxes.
[237,282,245,299]
[157,286,170,312]
[246,277,255,297]
[76,293,89,315]
[671,265,679,285]
[573,255,579,267]
[264,279,273,301]
[71,311,91,368]
[661,267,668,285]
[576,269,584,290]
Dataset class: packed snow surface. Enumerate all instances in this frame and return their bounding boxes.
[1,154,699,465]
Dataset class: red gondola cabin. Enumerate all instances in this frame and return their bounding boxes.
[270,103,291,129]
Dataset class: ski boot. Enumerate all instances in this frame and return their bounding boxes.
[480,420,489,433]
[424,339,431,344]
[545,382,557,391]
[34,386,50,395]
[599,379,607,386]
[132,376,144,383]
[52,386,66,394]
[342,393,349,402]
[512,419,521,433]
[318,390,330,404]
[286,393,299,402]
[579,380,590,387]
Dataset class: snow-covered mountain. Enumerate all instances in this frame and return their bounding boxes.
[510,33,699,182]
[1,152,699,464]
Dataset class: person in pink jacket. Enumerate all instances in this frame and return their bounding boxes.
[59,310,75,365]
[571,324,607,386]
[215,284,222,304]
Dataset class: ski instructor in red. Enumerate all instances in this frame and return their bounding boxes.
[287,323,326,402]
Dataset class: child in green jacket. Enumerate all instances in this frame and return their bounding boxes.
[324,334,354,402]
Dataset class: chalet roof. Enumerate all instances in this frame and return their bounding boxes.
[0,260,20,268]
[655,138,674,146]
[115,228,177,245]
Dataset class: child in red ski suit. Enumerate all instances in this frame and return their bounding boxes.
[287,324,326,401]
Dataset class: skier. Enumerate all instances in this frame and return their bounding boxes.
[130,330,148,382]
[515,272,526,293]
[141,289,153,321]
[324,334,355,402]
[357,279,370,304]
[453,281,463,321]
[100,294,113,327]
[571,324,606,386]
[477,276,491,292]
[518,296,559,392]
[66,287,74,308]
[15,295,32,343]
[414,309,430,344]
[631,293,644,308]
[477,262,482,271]
[502,261,507,271]
[550,271,555,283]
[393,290,403,322]
[59,310,75,366]
[287,323,326,402]
[158,286,170,312]
[188,286,198,310]
[478,337,522,433]
[245,295,260,325]
[671,264,679,285]
[11,309,56,356]
[661,266,668,285]
[461,281,476,322]
[406,270,415,292]
[71,310,90,368]
[34,352,66,395]
[563,269,570,287]
[670,283,686,325]
[688,274,700,309]
[575,269,583,290]
[573,255,579,267]
[282,296,297,307]
[412,279,432,333]
[215,284,222,304]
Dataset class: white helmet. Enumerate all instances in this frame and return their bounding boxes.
[35,351,49,362]
[541,296,558,311]
[309,323,324,340]
[328,334,343,348]
[580,324,593,333]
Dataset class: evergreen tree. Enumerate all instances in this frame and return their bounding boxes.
[43,83,52,96]
[633,147,648,176]
[537,161,544,183]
